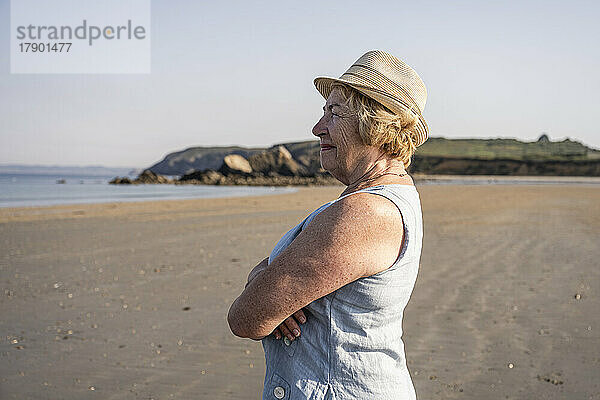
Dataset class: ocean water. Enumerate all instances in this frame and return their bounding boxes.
[0,174,297,208]
[3,173,598,208]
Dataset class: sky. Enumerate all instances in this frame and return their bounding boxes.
[1,0,599,168]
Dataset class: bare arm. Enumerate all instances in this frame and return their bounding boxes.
[245,257,269,288]
[227,193,404,340]
[243,257,308,341]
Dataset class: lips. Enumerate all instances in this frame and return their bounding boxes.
[320,144,335,151]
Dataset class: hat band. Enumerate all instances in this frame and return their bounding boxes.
[341,64,423,115]
[339,71,423,117]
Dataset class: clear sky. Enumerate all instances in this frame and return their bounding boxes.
[1,0,599,168]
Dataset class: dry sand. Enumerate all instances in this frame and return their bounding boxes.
[1,184,599,399]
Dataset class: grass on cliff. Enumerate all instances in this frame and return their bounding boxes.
[415,136,600,161]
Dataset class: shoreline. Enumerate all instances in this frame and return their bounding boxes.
[0,186,341,223]
[0,182,299,211]
[2,174,600,212]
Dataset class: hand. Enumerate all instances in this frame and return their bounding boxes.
[271,308,307,341]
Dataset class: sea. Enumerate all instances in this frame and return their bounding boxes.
[1,172,599,209]
[0,173,297,208]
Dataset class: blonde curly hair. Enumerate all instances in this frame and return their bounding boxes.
[331,82,420,169]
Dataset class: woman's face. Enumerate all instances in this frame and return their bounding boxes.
[312,87,375,183]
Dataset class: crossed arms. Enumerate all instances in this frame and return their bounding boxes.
[227,192,404,340]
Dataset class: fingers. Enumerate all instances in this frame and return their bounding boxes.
[272,310,307,341]
[272,327,281,340]
[283,316,301,341]
[293,309,306,324]
[279,322,293,341]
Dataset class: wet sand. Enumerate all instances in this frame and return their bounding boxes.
[1,184,599,399]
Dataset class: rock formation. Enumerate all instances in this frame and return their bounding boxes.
[109,170,174,185]
[109,177,132,184]
[248,145,308,176]
[178,169,226,185]
[135,170,174,184]
[174,148,338,186]
[218,154,253,176]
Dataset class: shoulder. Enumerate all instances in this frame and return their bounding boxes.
[334,189,403,215]
[301,190,404,276]
[265,190,403,287]
[312,190,403,231]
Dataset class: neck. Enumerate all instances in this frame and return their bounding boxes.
[341,158,407,196]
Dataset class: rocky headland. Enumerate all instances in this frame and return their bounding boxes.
[110,136,600,186]
[110,145,339,186]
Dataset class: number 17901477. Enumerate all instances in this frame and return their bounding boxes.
[19,43,72,52]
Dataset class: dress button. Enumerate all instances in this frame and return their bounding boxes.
[273,386,285,399]
[283,336,291,346]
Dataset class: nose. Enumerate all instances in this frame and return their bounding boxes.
[312,115,327,138]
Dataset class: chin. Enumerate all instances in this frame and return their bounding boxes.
[319,152,337,172]
[320,158,335,173]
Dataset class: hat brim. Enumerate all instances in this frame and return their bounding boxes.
[314,76,429,147]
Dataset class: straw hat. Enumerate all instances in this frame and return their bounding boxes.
[314,50,429,147]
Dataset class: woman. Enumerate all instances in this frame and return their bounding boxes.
[228,50,427,399]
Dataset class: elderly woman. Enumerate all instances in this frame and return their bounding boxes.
[228,50,427,399]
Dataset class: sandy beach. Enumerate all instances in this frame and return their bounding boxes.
[1,184,599,400]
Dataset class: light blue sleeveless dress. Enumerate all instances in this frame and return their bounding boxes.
[262,184,423,400]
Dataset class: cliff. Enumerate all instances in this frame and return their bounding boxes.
[110,135,600,185]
